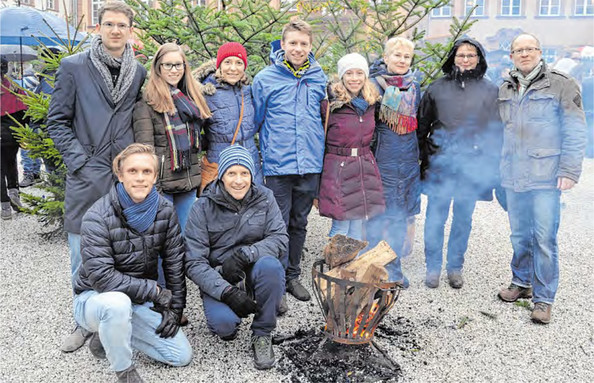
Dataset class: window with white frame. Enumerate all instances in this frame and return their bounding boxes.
[195,0,206,6]
[92,0,105,25]
[575,0,594,15]
[501,0,521,16]
[539,0,561,16]
[432,1,452,17]
[466,0,486,16]
[46,0,55,10]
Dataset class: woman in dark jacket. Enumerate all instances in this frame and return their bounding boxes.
[366,37,422,287]
[417,37,501,289]
[133,43,211,232]
[318,53,384,240]
[193,42,263,188]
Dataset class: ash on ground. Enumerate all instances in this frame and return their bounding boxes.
[277,328,401,383]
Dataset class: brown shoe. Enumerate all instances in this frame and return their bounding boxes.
[498,283,532,302]
[447,271,464,289]
[531,302,552,324]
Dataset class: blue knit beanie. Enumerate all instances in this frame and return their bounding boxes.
[218,145,255,180]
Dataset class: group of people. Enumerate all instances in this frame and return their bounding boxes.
[2,1,586,381]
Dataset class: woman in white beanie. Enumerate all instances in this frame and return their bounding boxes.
[318,53,385,242]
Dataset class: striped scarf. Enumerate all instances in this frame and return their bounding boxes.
[116,183,159,233]
[284,58,310,78]
[377,71,418,135]
[165,88,202,171]
[510,61,544,98]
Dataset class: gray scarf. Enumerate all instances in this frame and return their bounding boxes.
[510,60,543,98]
[90,35,137,105]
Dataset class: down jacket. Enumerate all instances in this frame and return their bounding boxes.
[370,61,422,218]
[185,181,288,300]
[417,37,502,201]
[498,61,586,191]
[318,95,385,221]
[47,50,146,233]
[194,60,263,184]
[74,184,187,311]
[252,45,327,176]
[132,99,202,194]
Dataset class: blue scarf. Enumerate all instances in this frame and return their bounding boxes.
[116,183,159,233]
[350,96,369,116]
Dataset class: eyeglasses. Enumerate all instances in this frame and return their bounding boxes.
[511,47,540,55]
[455,53,478,60]
[101,22,130,31]
[161,63,185,71]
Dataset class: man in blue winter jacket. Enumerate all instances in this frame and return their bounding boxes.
[252,17,327,305]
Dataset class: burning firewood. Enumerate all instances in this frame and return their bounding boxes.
[323,234,368,268]
[325,240,396,280]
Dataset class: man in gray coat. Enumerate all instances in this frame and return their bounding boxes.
[47,1,146,351]
[497,33,586,324]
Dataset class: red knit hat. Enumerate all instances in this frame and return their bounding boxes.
[216,42,248,69]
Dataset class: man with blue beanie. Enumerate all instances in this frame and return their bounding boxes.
[185,145,288,369]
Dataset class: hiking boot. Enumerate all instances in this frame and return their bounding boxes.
[278,294,288,316]
[88,332,106,359]
[1,202,12,220]
[60,325,92,353]
[251,334,275,370]
[531,302,552,324]
[498,283,533,302]
[19,173,38,188]
[447,271,464,289]
[286,279,311,301]
[116,365,145,383]
[8,189,23,211]
[425,272,440,289]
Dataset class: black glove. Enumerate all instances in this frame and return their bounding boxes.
[221,286,257,318]
[153,287,173,309]
[155,308,182,338]
[221,248,250,284]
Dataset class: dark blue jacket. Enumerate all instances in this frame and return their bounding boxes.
[185,181,288,299]
[252,46,327,176]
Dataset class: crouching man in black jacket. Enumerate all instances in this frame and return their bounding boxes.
[73,143,192,383]
[185,145,288,370]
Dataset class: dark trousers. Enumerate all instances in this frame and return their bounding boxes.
[265,173,320,281]
[201,256,285,337]
[1,143,19,203]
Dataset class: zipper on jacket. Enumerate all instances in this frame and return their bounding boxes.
[160,155,165,179]
[187,167,192,189]
[358,156,369,220]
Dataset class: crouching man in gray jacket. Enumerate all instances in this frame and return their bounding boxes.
[185,145,288,370]
[73,144,192,382]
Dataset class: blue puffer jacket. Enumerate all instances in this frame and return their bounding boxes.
[194,60,263,184]
[252,45,327,176]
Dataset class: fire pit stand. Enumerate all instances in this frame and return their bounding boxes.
[311,259,401,345]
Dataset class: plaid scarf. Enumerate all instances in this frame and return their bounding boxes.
[116,183,159,234]
[510,61,544,98]
[165,88,202,171]
[284,58,310,78]
[377,71,418,135]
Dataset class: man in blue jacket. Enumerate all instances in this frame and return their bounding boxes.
[47,1,147,352]
[497,33,586,324]
[252,18,327,303]
[185,145,288,369]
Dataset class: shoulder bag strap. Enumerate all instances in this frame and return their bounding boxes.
[230,90,245,145]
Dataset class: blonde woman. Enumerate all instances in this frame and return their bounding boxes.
[133,43,211,232]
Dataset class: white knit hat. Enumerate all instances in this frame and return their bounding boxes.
[337,53,369,79]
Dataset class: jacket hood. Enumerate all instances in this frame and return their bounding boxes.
[369,58,388,77]
[442,37,488,78]
[192,58,250,96]
[269,40,323,76]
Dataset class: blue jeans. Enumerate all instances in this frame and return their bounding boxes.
[506,188,560,304]
[424,195,477,275]
[366,214,407,285]
[73,290,192,372]
[67,233,82,292]
[328,219,364,240]
[21,149,41,176]
[162,189,196,234]
[201,256,285,338]
[265,174,319,281]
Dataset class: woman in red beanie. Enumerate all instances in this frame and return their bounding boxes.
[193,42,263,191]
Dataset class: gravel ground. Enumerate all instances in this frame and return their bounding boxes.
[1,159,593,383]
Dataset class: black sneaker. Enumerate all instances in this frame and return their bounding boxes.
[286,279,311,301]
[277,294,288,316]
[116,365,145,383]
[251,335,275,370]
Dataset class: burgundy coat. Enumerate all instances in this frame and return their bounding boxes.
[318,100,385,221]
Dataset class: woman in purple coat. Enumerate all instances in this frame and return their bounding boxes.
[318,53,385,240]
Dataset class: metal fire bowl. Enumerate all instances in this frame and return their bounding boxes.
[311,259,401,344]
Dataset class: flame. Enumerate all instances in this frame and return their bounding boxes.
[326,301,381,339]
